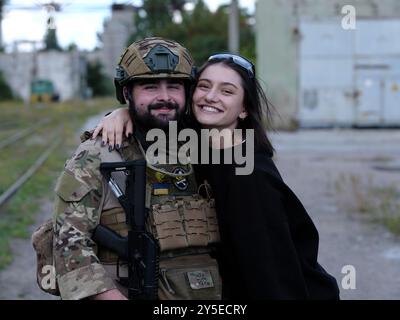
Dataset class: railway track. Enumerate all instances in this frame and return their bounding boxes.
[0,121,18,130]
[0,127,62,208]
[0,119,50,150]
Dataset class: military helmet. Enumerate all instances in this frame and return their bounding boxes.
[115,37,196,104]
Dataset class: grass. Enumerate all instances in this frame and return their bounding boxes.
[370,156,394,163]
[0,146,64,269]
[335,174,400,236]
[0,128,52,194]
[0,98,116,270]
[370,186,400,234]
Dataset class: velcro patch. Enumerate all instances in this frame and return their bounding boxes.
[187,270,214,290]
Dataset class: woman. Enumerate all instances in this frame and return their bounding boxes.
[92,53,340,300]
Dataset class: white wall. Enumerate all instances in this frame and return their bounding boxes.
[256,0,400,128]
[0,50,85,101]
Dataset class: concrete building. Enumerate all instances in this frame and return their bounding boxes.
[256,0,400,128]
[100,4,135,78]
[0,4,135,101]
[0,48,86,101]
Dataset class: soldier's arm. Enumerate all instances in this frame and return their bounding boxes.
[53,140,119,300]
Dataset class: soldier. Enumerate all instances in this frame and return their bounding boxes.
[51,37,220,300]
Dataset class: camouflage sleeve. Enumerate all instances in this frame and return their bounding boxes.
[53,139,116,300]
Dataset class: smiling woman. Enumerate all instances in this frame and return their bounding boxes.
[192,63,247,131]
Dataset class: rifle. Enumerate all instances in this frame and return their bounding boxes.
[92,159,159,300]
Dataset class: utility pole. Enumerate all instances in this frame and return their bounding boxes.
[43,2,61,30]
[228,0,239,53]
[13,40,40,105]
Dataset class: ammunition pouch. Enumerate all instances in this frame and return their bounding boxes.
[149,198,219,252]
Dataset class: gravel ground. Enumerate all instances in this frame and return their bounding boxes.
[270,129,400,300]
[1,123,399,300]
[0,201,57,300]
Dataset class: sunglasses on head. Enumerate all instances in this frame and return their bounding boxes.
[208,53,255,78]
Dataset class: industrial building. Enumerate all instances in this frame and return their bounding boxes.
[100,4,136,78]
[256,0,400,128]
[0,3,134,102]
[0,45,85,102]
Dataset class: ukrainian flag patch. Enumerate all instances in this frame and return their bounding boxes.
[153,183,169,195]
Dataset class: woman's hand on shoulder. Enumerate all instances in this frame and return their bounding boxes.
[92,107,133,148]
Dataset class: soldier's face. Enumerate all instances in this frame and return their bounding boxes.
[129,79,186,130]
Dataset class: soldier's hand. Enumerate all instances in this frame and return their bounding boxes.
[92,107,133,150]
[92,288,128,300]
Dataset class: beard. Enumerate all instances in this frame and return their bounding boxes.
[128,101,184,131]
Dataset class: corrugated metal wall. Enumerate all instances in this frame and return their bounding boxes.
[257,0,400,128]
[299,18,400,127]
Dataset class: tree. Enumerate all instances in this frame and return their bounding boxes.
[238,9,256,63]
[44,28,62,51]
[128,0,256,66]
[0,70,13,101]
[0,0,5,13]
[129,0,184,43]
[66,43,78,52]
[0,0,8,51]
[0,1,7,23]
[86,61,112,97]
[165,1,227,64]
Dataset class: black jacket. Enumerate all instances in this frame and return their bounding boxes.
[196,149,340,300]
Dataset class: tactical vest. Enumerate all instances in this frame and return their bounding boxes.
[97,137,221,299]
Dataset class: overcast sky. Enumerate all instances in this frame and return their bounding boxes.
[2,0,255,51]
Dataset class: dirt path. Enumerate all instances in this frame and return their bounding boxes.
[0,201,56,300]
[271,129,400,300]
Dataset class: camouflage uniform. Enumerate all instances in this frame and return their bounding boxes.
[53,136,220,300]
[53,138,119,300]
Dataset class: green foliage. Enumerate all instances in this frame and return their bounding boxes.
[129,0,185,42]
[67,43,78,52]
[239,14,256,63]
[86,61,112,97]
[44,28,62,51]
[0,0,7,52]
[128,0,255,66]
[0,0,7,18]
[164,1,228,65]
[0,71,13,101]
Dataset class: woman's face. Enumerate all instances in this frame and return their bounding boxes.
[192,63,247,130]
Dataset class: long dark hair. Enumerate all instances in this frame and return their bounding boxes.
[189,57,275,156]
